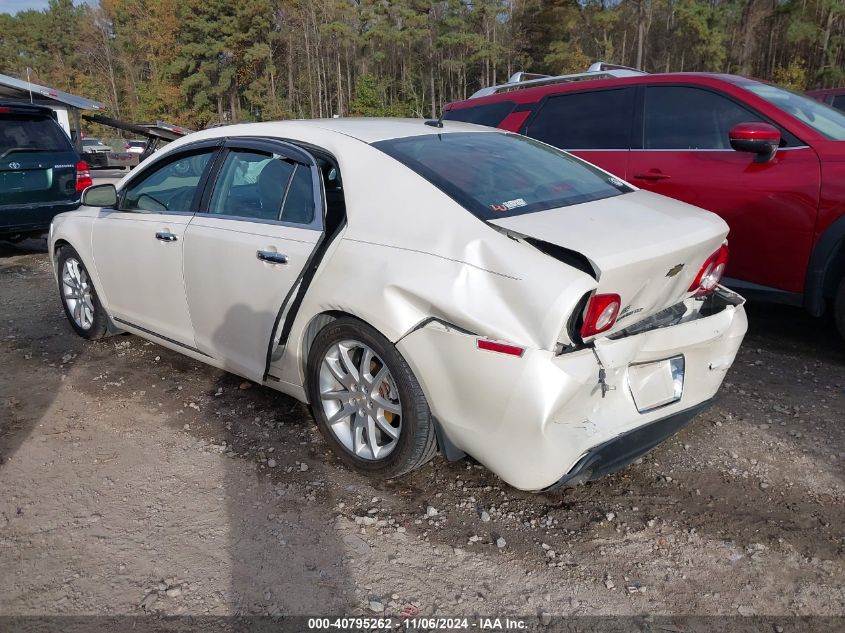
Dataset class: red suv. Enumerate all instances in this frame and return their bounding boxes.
[444,66,845,339]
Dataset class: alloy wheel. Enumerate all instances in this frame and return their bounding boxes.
[62,257,94,330]
[318,340,402,460]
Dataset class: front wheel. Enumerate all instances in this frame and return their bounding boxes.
[57,246,110,340]
[835,277,845,342]
[306,317,438,478]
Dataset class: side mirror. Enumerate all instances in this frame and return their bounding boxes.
[729,122,781,163]
[81,183,117,207]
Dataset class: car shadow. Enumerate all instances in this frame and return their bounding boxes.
[204,303,355,615]
[0,236,60,468]
[0,236,48,260]
[741,301,845,363]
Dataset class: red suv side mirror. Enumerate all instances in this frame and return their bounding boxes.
[729,122,781,163]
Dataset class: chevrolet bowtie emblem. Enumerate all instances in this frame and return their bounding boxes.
[666,263,685,277]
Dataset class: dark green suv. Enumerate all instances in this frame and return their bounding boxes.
[1,102,90,241]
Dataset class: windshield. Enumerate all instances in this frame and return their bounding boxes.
[744,83,845,140]
[0,115,73,154]
[374,132,631,220]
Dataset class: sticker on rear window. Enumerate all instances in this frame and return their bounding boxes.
[489,198,527,213]
[608,176,625,187]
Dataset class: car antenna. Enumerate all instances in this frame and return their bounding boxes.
[424,111,444,128]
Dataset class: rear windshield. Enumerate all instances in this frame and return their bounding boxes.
[0,115,73,155]
[374,132,631,220]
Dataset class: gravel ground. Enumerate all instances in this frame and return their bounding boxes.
[1,238,843,624]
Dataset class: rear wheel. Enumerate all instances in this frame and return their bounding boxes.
[57,246,110,340]
[835,277,845,342]
[306,317,437,478]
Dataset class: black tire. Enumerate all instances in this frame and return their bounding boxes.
[306,317,438,479]
[57,245,110,340]
[835,277,845,342]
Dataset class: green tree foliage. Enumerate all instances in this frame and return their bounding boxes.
[0,0,843,129]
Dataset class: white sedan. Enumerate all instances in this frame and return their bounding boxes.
[49,119,747,491]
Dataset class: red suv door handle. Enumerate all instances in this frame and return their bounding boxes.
[633,171,671,181]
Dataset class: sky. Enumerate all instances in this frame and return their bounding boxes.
[1,0,94,14]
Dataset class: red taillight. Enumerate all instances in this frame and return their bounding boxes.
[0,106,10,113]
[688,245,729,296]
[477,339,525,357]
[581,293,621,338]
[75,160,92,192]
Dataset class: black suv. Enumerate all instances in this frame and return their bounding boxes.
[1,102,90,241]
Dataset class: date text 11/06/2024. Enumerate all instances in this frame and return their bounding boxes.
[307,617,528,630]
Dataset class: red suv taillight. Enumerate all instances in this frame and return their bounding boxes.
[688,245,729,296]
[75,160,92,192]
[581,293,621,338]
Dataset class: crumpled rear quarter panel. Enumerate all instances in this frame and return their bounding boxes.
[396,298,747,490]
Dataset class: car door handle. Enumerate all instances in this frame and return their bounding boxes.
[155,231,178,242]
[256,250,288,265]
[632,172,671,181]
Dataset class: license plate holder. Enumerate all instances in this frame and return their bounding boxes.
[628,355,685,413]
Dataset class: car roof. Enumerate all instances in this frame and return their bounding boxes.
[173,118,498,147]
[447,72,765,109]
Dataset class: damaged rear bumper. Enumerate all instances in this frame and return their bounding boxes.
[396,287,747,491]
[545,398,713,489]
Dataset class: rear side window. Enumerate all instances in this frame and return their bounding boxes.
[442,101,516,128]
[208,149,315,224]
[832,95,845,112]
[0,115,73,154]
[643,86,763,149]
[374,132,631,221]
[524,88,634,149]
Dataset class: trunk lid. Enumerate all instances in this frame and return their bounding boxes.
[489,189,729,338]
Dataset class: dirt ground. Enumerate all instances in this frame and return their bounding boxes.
[1,238,843,625]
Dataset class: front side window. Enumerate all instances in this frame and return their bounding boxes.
[374,132,631,221]
[121,151,213,213]
[643,86,764,150]
[524,88,634,150]
[207,149,315,224]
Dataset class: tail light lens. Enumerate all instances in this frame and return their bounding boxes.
[688,245,729,296]
[75,160,92,192]
[581,293,621,338]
